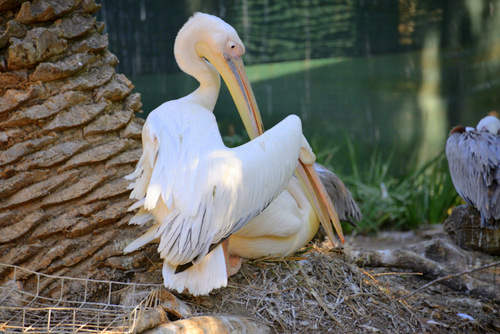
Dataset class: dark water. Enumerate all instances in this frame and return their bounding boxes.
[96,0,500,176]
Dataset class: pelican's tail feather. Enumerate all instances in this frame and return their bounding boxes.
[162,245,227,296]
[123,223,160,254]
[129,208,154,225]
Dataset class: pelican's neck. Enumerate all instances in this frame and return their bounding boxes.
[175,31,221,112]
[187,61,221,112]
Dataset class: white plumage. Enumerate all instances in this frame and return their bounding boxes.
[124,13,306,295]
[228,177,317,258]
[228,164,362,259]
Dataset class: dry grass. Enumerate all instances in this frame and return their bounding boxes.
[2,239,497,333]
[178,241,499,333]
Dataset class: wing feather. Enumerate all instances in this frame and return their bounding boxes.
[446,130,500,224]
[127,100,303,267]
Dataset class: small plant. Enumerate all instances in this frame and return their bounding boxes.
[334,138,461,234]
[391,152,462,229]
[339,138,400,233]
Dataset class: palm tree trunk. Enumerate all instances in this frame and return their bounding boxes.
[0,0,154,295]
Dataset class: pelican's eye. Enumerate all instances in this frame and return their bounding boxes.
[226,41,244,57]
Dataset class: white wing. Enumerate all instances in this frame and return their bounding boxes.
[234,179,305,239]
[126,99,303,267]
[229,177,318,258]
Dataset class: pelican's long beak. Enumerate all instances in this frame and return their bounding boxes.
[295,162,345,245]
[195,40,344,245]
[295,138,344,245]
[195,41,263,138]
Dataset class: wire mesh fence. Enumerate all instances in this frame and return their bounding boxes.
[0,263,163,333]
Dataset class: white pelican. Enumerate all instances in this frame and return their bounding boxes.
[228,163,361,260]
[446,112,500,227]
[123,13,344,296]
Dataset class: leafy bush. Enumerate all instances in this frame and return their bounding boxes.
[338,139,461,234]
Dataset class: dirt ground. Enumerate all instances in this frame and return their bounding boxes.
[141,225,499,333]
[2,225,497,333]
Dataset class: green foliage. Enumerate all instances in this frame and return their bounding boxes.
[392,153,461,228]
[337,139,461,234]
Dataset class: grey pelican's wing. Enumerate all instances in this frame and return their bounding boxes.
[314,163,362,226]
[446,131,476,207]
[446,130,500,225]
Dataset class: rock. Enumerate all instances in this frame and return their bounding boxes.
[444,205,500,256]
[0,128,24,146]
[135,306,171,334]
[0,242,44,277]
[157,290,193,320]
[59,231,113,267]
[0,281,25,322]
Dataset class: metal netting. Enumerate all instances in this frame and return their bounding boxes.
[0,263,164,333]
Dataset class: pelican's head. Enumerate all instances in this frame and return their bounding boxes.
[476,112,500,135]
[175,12,263,137]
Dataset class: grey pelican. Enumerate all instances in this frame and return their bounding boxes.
[123,13,344,295]
[445,112,500,227]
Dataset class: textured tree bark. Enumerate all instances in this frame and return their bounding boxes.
[444,205,500,256]
[0,0,154,298]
